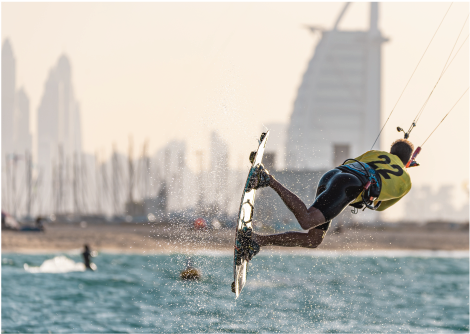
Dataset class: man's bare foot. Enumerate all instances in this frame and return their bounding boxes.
[248,164,272,190]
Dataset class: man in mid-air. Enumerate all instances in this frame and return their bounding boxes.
[239,139,414,260]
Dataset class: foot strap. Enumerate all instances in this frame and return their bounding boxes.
[248,164,272,190]
[236,227,260,262]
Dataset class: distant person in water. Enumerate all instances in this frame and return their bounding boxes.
[82,244,93,270]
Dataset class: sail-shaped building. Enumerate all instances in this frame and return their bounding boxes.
[257,3,387,226]
[286,3,387,170]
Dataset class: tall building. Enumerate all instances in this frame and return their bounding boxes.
[15,88,32,155]
[1,39,32,158]
[37,54,82,213]
[2,39,33,217]
[2,39,16,158]
[286,3,387,170]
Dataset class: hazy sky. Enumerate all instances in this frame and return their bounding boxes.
[2,2,469,217]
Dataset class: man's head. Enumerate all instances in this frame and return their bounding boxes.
[390,139,414,165]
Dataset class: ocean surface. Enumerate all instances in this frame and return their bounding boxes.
[2,250,469,333]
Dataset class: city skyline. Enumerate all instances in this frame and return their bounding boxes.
[2,2,469,221]
[2,38,84,215]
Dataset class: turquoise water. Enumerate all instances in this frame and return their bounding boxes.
[2,251,469,333]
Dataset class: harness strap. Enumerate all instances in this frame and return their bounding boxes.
[339,159,382,211]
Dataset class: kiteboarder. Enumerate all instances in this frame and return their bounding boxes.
[241,139,414,259]
[82,244,94,270]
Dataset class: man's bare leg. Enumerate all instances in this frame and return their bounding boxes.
[268,178,326,230]
[253,228,325,248]
[244,168,328,253]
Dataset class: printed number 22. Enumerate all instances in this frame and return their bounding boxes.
[368,155,403,179]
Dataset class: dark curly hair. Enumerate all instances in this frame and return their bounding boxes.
[390,139,414,165]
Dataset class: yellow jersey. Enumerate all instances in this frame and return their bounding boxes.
[345,150,412,211]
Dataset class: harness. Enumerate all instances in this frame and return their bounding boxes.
[340,159,382,212]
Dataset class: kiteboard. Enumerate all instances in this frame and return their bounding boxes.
[231,131,269,298]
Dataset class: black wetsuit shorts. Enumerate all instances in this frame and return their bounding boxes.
[312,169,364,231]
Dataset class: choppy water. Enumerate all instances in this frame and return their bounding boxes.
[2,251,469,333]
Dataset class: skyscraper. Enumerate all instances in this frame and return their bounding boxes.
[286,3,387,170]
[2,39,32,158]
[15,87,32,155]
[2,39,33,216]
[2,39,16,158]
[37,54,82,213]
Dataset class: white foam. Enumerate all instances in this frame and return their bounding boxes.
[24,256,97,273]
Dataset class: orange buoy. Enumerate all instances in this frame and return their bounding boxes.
[193,218,207,230]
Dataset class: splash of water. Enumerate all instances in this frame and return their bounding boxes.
[23,255,97,273]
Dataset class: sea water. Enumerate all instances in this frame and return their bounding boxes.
[2,251,468,333]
